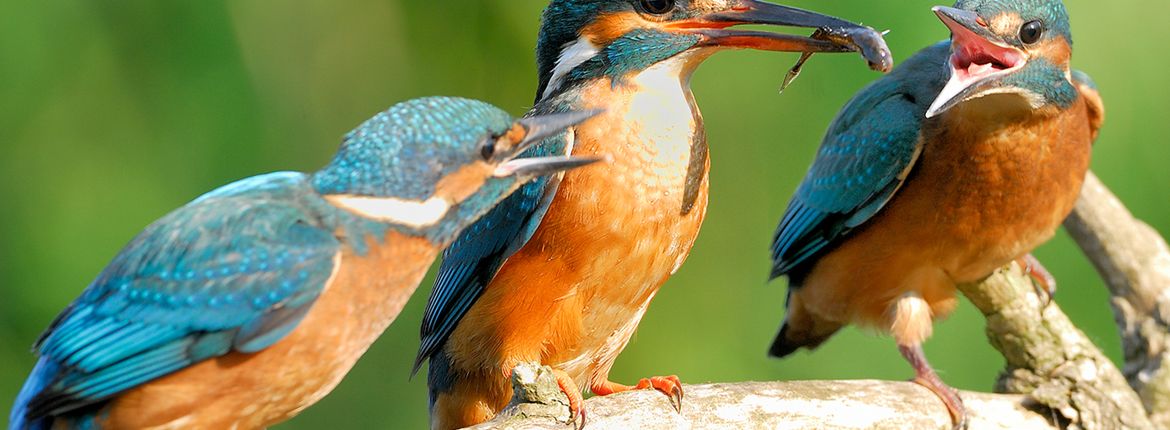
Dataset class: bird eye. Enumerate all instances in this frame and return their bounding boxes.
[638,0,675,15]
[1019,20,1044,44]
[479,137,496,161]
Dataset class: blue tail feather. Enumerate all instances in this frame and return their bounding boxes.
[11,357,56,430]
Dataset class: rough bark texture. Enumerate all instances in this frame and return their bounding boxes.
[470,363,1061,430]
[1065,172,1170,428]
[958,265,1153,430]
[468,172,1169,429]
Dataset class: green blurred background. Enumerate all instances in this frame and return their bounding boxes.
[1,0,1166,427]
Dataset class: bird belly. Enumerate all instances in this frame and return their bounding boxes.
[798,97,1093,336]
[446,73,709,393]
[922,100,1093,281]
[95,231,437,429]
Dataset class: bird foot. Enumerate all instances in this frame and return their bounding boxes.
[1016,254,1057,307]
[592,375,684,413]
[550,369,587,430]
[899,344,968,430]
[911,375,968,430]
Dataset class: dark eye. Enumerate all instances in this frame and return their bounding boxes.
[639,0,675,15]
[479,137,496,161]
[1019,20,1044,44]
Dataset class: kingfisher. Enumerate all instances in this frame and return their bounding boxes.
[415,0,892,428]
[8,97,602,430]
[767,0,1103,427]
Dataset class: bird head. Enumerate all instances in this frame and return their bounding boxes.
[313,97,603,243]
[926,0,1078,117]
[535,0,893,101]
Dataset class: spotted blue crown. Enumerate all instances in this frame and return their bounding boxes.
[953,0,1071,43]
[312,97,513,200]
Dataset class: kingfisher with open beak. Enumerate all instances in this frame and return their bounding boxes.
[768,0,1102,427]
[415,1,892,428]
[9,97,602,430]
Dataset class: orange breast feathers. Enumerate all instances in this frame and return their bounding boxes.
[793,95,1095,344]
[444,70,710,393]
[91,231,437,429]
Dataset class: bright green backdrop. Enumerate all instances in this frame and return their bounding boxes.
[1,1,1166,428]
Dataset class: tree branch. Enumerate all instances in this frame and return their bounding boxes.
[1064,171,1170,428]
[471,363,1060,430]
[957,265,1153,429]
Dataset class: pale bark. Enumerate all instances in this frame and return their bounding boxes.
[471,364,1061,430]
[1065,172,1170,428]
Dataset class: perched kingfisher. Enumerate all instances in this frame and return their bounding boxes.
[768,0,1103,427]
[415,0,892,428]
[9,97,602,430]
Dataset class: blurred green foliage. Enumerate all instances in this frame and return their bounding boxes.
[1,0,1167,428]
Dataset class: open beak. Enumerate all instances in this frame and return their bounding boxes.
[493,155,606,178]
[926,6,1029,117]
[667,0,892,72]
[494,109,608,177]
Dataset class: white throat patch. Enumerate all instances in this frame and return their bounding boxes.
[542,36,599,102]
[326,194,451,229]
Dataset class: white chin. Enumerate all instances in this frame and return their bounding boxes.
[926,70,979,118]
[925,64,1025,118]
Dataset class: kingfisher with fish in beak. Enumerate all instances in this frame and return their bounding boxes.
[415,0,892,428]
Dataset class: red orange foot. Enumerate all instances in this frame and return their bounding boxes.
[551,369,587,430]
[899,344,968,430]
[1017,254,1057,307]
[592,375,684,412]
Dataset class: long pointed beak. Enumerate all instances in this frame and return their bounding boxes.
[493,155,607,178]
[926,6,1029,117]
[493,109,608,178]
[933,6,1000,43]
[669,0,892,72]
[702,0,859,29]
[509,109,604,156]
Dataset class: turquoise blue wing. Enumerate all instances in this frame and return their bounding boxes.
[18,172,340,419]
[1071,69,1105,141]
[414,103,572,373]
[770,43,950,279]
[1071,70,1098,92]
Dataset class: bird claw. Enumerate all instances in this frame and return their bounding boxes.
[954,415,970,430]
[551,369,587,429]
[900,344,967,430]
[593,375,685,413]
[1016,254,1057,307]
[574,406,587,430]
[915,378,968,430]
[635,375,685,413]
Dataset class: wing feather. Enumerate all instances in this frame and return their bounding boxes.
[770,43,951,280]
[18,173,341,418]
